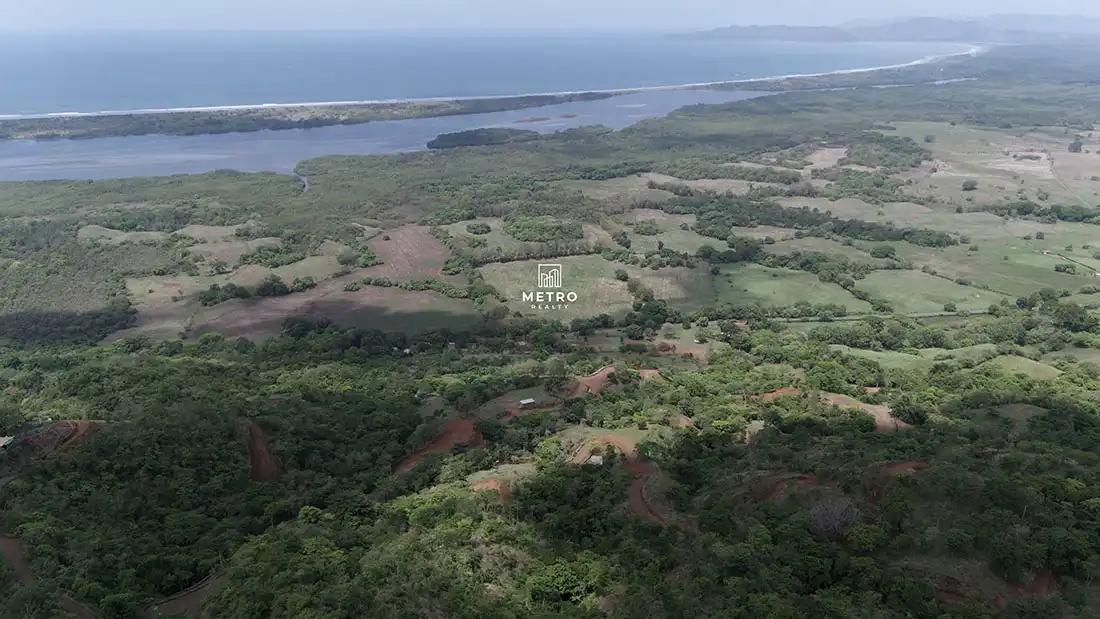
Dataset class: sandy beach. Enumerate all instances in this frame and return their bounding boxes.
[0,44,984,122]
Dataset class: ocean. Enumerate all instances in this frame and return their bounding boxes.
[0,31,970,115]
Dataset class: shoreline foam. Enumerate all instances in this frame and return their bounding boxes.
[0,44,984,121]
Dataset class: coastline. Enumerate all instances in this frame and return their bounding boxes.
[0,43,984,122]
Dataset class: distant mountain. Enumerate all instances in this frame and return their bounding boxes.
[685,15,1089,43]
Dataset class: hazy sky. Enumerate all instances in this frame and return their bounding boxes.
[2,0,1100,30]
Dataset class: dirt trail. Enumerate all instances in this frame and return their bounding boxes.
[0,421,105,619]
[147,572,228,617]
[754,389,910,433]
[242,420,280,482]
[396,419,482,473]
[0,537,100,619]
[761,475,839,502]
[570,365,617,398]
[569,435,673,525]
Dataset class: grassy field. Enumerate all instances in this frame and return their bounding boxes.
[479,255,713,319]
[714,263,871,312]
[855,271,1010,313]
[762,236,878,262]
[828,343,1000,370]
[980,355,1064,380]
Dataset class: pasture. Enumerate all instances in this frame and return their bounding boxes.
[713,263,870,312]
[479,255,713,318]
[855,271,1009,313]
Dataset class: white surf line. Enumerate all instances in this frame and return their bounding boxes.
[0,45,984,122]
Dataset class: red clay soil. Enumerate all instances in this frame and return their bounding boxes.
[671,414,696,429]
[753,389,910,434]
[864,387,882,394]
[638,369,663,382]
[569,434,670,524]
[147,573,229,617]
[57,420,104,452]
[244,420,281,482]
[756,387,801,401]
[471,478,509,503]
[762,475,840,502]
[396,419,483,473]
[995,569,1059,611]
[569,365,617,398]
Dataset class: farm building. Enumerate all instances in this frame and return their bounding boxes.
[588,455,604,465]
[519,398,536,409]
[0,436,14,449]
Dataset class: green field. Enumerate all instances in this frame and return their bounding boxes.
[714,263,871,312]
[856,271,1010,313]
[980,355,1064,380]
[762,236,877,262]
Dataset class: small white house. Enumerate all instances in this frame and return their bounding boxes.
[519,398,536,409]
[588,455,604,465]
[0,436,15,449]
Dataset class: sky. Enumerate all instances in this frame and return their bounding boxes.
[2,0,1100,30]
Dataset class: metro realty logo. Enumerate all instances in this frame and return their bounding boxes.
[523,263,578,311]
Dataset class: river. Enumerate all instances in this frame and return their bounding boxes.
[0,89,766,181]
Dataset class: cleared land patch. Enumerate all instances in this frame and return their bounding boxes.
[77,225,167,244]
[360,225,456,281]
[714,263,870,312]
[762,236,877,262]
[188,272,480,340]
[480,255,712,318]
[856,271,1008,313]
[981,355,1063,380]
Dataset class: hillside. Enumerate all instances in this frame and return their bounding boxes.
[5,41,1100,619]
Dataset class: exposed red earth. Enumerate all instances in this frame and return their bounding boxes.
[753,389,911,433]
[396,419,482,473]
[471,478,509,503]
[244,420,281,482]
[569,365,617,398]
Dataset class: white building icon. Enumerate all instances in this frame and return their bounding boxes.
[537,264,563,288]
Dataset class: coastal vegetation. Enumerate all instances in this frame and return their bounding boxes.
[4,41,1100,618]
[0,92,613,141]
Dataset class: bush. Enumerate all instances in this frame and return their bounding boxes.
[614,269,629,282]
[255,274,290,297]
[633,220,660,236]
[502,215,584,243]
[466,222,491,235]
[291,276,317,292]
[197,283,251,306]
[1069,139,1084,153]
[962,180,979,191]
[870,245,896,259]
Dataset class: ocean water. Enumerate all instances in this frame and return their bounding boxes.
[0,31,969,115]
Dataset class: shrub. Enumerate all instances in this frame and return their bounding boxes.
[466,222,491,235]
[255,274,290,297]
[962,180,978,191]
